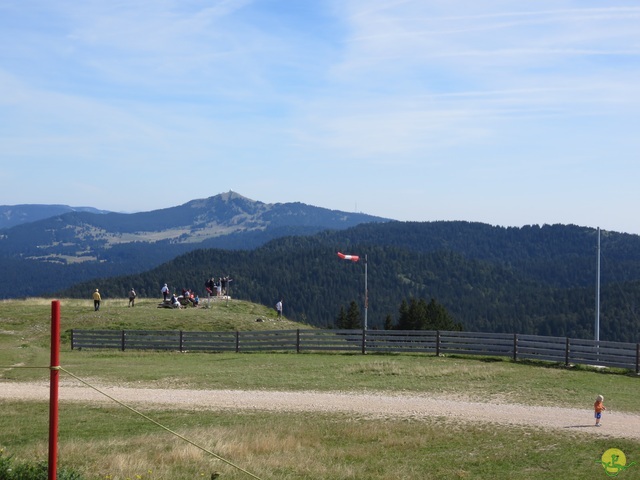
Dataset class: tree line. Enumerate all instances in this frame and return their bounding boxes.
[335,297,462,331]
[56,223,640,342]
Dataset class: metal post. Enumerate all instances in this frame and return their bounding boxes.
[364,255,368,331]
[48,300,61,480]
[595,227,601,342]
[337,252,366,329]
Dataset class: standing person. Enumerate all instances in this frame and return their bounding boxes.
[205,277,214,297]
[275,299,283,318]
[128,288,137,307]
[92,289,101,311]
[161,283,169,301]
[594,395,606,426]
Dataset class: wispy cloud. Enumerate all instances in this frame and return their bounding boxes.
[1,0,639,232]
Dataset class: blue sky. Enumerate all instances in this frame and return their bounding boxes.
[1,1,639,233]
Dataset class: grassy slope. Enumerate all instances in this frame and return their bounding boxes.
[1,298,639,480]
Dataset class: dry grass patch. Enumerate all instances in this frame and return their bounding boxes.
[2,405,638,479]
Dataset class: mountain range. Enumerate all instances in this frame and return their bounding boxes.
[0,204,111,230]
[4,192,640,342]
[0,191,389,298]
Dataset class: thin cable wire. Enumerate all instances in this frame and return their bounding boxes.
[57,367,263,480]
[1,364,262,477]
[1,365,50,369]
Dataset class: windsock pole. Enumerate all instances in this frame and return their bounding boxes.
[337,252,368,330]
[364,254,368,331]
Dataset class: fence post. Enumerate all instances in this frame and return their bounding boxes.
[179,330,184,352]
[436,330,441,356]
[296,329,300,354]
[636,343,639,375]
[121,330,126,352]
[513,333,518,362]
[235,331,240,353]
[70,329,74,350]
[565,337,570,367]
[362,328,366,355]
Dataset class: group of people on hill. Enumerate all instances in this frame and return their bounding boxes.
[160,276,232,309]
[160,283,200,308]
[204,276,232,298]
[90,276,234,311]
[179,288,200,307]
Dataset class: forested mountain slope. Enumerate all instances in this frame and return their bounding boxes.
[0,192,388,298]
[58,222,640,342]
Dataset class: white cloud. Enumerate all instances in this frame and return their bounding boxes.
[1,0,639,232]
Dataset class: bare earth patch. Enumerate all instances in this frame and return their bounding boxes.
[2,380,639,440]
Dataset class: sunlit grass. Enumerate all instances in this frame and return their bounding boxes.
[3,351,640,412]
[2,298,640,479]
[2,403,636,480]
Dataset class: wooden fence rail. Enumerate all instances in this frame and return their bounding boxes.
[70,329,640,374]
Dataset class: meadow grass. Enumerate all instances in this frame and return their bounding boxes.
[2,400,637,480]
[1,298,640,479]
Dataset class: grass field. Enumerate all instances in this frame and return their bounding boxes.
[1,298,639,479]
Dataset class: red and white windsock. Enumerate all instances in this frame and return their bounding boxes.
[337,252,359,262]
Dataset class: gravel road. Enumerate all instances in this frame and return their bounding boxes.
[2,380,639,440]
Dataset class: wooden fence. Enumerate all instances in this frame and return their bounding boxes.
[70,328,640,373]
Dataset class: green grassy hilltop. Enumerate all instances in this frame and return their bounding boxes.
[1,298,639,480]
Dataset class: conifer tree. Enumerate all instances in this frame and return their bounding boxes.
[425,298,462,331]
[345,300,362,329]
[393,297,462,331]
[335,305,347,329]
[384,314,394,330]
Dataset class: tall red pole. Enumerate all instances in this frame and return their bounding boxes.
[49,300,60,480]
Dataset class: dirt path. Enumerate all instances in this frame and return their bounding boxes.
[2,380,639,441]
